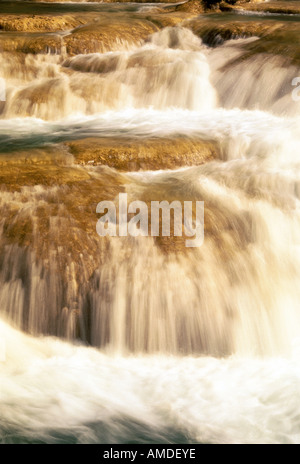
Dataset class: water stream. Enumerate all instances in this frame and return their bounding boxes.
[0,0,300,444]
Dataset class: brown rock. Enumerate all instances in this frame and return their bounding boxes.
[66,137,219,171]
[64,16,159,55]
[0,14,86,32]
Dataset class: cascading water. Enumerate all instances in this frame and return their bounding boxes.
[0,1,300,444]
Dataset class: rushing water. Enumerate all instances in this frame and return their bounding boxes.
[0,1,300,444]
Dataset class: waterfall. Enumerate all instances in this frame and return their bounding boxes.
[1,1,300,444]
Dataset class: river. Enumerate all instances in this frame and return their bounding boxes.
[0,0,300,444]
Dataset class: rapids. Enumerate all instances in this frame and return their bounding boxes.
[0,0,300,444]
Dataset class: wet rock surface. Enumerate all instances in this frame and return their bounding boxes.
[66,137,218,171]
